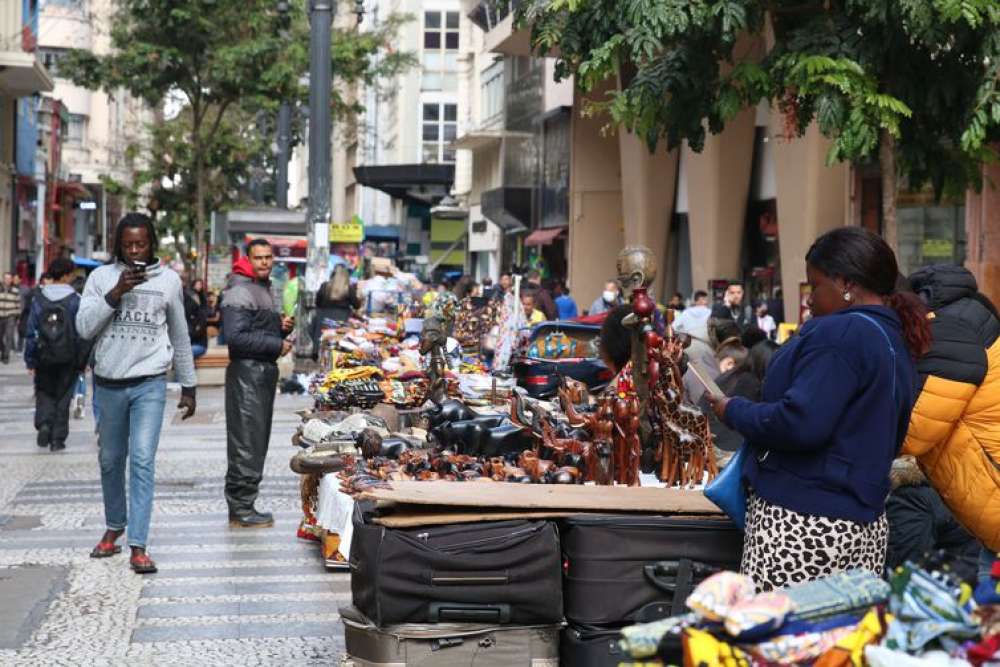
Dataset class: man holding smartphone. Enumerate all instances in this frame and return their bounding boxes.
[222,239,293,528]
[77,213,196,574]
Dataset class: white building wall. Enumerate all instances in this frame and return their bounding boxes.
[38,0,151,232]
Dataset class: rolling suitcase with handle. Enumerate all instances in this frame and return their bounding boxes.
[560,514,743,626]
[340,605,560,667]
[350,503,563,626]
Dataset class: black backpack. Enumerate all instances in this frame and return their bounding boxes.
[36,294,77,367]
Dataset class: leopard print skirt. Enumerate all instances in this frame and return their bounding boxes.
[740,492,888,592]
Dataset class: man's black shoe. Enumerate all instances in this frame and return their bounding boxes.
[37,428,50,448]
[50,442,66,452]
[229,510,274,528]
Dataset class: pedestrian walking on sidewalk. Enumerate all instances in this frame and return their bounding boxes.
[222,239,293,528]
[24,258,90,451]
[77,213,197,575]
[0,272,20,363]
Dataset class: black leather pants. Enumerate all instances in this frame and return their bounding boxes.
[224,358,278,515]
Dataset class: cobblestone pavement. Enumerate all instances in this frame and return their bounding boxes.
[0,360,347,666]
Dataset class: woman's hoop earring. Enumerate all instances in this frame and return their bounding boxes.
[843,292,852,302]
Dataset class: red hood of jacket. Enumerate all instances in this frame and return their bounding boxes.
[232,256,256,279]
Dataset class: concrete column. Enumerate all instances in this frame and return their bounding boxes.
[618,131,678,299]
[966,161,1000,306]
[772,121,850,322]
[568,83,624,308]
[684,106,756,294]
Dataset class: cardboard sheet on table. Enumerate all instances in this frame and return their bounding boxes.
[358,480,723,514]
[373,508,727,528]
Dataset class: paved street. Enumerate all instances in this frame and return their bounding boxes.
[0,361,347,666]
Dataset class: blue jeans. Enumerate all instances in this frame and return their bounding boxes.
[95,376,167,548]
[190,343,207,359]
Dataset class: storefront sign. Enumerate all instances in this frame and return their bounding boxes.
[329,219,364,243]
[922,238,953,259]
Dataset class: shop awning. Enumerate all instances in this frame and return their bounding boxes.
[523,226,567,247]
[353,164,454,206]
[221,208,307,239]
[56,180,92,199]
[482,186,531,234]
[0,51,54,96]
[364,225,400,242]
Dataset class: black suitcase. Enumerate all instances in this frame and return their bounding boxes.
[559,625,625,667]
[350,504,564,626]
[561,514,743,625]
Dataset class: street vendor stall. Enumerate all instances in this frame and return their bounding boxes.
[278,246,750,665]
[279,245,1000,666]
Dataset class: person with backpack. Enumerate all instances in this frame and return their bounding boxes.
[24,258,89,451]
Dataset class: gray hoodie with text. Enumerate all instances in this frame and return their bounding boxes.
[76,260,197,388]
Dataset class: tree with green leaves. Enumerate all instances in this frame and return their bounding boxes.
[521,0,1000,248]
[63,0,412,272]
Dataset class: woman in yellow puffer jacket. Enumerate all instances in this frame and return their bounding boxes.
[902,264,1000,555]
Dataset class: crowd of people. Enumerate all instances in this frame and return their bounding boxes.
[13,212,1000,598]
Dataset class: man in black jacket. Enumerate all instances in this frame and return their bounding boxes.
[710,282,753,333]
[222,240,293,527]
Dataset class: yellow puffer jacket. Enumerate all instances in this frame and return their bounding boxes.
[902,265,1000,552]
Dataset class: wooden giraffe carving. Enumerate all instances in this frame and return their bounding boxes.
[648,334,719,487]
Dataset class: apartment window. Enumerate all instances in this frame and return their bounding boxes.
[481,60,504,125]
[423,11,459,91]
[38,48,69,77]
[66,114,88,145]
[421,102,457,164]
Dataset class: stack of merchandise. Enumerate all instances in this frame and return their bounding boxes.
[611,555,1000,666]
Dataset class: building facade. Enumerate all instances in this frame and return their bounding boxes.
[1,0,53,275]
[34,0,150,269]
[469,10,972,321]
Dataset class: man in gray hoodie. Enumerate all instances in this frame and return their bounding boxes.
[76,213,196,575]
[24,258,86,451]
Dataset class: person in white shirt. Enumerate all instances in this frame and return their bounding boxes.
[755,301,777,340]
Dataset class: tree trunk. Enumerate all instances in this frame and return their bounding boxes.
[195,154,206,280]
[879,129,898,252]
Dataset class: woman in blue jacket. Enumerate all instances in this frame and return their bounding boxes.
[708,228,931,591]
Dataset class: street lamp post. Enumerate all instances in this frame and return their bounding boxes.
[275,0,293,209]
[295,0,335,361]
[305,0,333,295]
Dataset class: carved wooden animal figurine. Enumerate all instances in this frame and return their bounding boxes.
[647,334,718,487]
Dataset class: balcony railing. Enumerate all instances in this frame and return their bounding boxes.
[468,0,521,33]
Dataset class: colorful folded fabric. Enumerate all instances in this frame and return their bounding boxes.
[618,614,696,659]
[885,564,979,653]
[686,571,756,623]
[966,633,1000,667]
[813,608,890,667]
[749,625,855,664]
[682,627,752,667]
[724,591,794,640]
[974,578,1000,606]
[785,569,891,621]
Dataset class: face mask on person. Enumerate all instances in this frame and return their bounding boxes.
[603,290,616,304]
